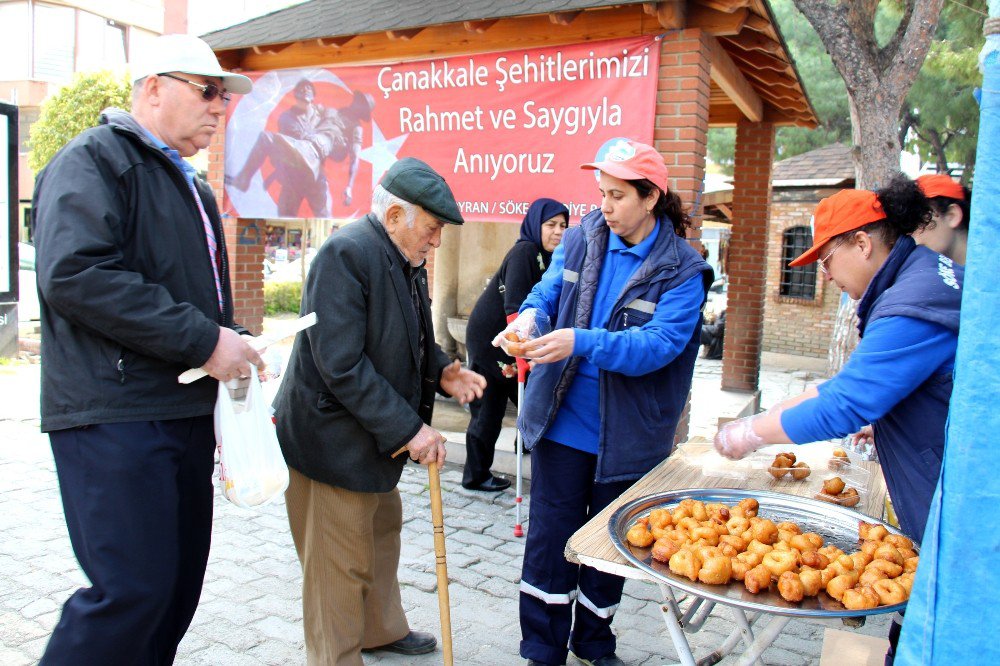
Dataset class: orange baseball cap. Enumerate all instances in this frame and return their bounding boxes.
[789,189,886,267]
[917,174,965,201]
[581,139,669,193]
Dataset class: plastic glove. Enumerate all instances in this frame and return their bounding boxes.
[713,408,780,460]
[492,309,538,348]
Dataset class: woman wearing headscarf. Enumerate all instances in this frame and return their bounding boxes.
[498,140,711,666]
[714,174,962,547]
[461,198,569,491]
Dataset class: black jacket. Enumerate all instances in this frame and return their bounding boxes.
[464,240,547,378]
[272,214,452,493]
[32,109,242,432]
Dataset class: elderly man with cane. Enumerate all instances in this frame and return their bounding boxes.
[273,157,485,665]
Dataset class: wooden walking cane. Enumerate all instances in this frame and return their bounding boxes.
[393,444,454,665]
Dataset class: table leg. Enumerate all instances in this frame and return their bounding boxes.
[734,614,791,666]
[682,599,716,632]
[659,599,698,666]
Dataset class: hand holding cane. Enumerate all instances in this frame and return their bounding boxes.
[393,436,454,665]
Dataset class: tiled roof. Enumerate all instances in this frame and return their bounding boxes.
[202,0,650,50]
[772,143,854,185]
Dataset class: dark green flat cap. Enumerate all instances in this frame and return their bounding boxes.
[379,157,465,225]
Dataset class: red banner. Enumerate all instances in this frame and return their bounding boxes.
[224,36,661,222]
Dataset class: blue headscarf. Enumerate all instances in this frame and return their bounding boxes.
[518,198,569,261]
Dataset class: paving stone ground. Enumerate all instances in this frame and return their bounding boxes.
[0,359,889,665]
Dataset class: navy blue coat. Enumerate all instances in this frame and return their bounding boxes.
[517,211,711,482]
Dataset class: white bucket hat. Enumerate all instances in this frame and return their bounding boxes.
[131,34,252,94]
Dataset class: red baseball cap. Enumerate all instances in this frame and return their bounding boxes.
[917,174,965,201]
[581,139,669,193]
[789,190,886,267]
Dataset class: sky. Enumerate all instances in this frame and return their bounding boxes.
[188,0,306,36]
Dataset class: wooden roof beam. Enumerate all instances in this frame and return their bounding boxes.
[387,28,423,41]
[698,0,752,13]
[706,36,762,122]
[549,11,582,25]
[685,5,748,36]
[463,19,499,34]
[743,13,773,34]
[727,48,792,74]
[251,43,292,56]
[723,30,783,55]
[644,1,687,29]
[315,35,355,48]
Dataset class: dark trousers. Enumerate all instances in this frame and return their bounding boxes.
[462,363,518,487]
[42,417,216,666]
[519,440,635,665]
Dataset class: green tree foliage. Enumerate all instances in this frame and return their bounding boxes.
[899,0,985,183]
[28,70,131,173]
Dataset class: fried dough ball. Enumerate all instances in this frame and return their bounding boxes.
[789,533,823,552]
[777,452,797,465]
[828,554,856,577]
[898,547,918,561]
[823,477,846,495]
[660,529,688,549]
[626,519,655,547]
[651,537,681,563]
[799,569,823,596]
[829,448,850,470]
[769,460,791,479]
[719,534,746,553]
[859,522,890,542]
[695,545,724,562]
[801,550,830,570]
[744,564,771,594]
[777,520,801,533]
[669,549,702,582]
[704,503,730,522]
[866,559,903,578]
[671,506,692,523]
[736,550,764,568]
[790,462,811,480]
[650,525,671,540]
[676,517,701,533]
[896,572,915,595]
[648,508,673,530]
[883,533,913,550]
[858,567,889,587]
[819,545,845,561]
[733,498,759,519]
[679,499,709,522]
[726,516,751,536]
[850,551,874,570]
[842,585,880,610]
[873,579,908,605]
[746,539,774,557]
[750,519,779,545]
[762,550,799,578]
[731,558,752,582]
[826,571,860,601]
[690,527,721,546]
[903,556,919,574]
[837,487,861,507]
[860,539,882,557]
[873,544,905,566]
[698,556,733,585]
[776,571,805,602]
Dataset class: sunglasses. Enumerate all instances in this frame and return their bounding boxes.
[158,73,231,104]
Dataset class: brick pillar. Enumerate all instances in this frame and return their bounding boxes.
[722,119,776,392]
[654,30,711,237]
[207,116,266,335]
[654,31,712,444]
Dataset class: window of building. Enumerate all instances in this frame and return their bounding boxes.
[0,2,30,80]
[78,13,128,74]
[779,226,817,300]
[33,3,76,84]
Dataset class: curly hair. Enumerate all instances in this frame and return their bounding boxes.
[844,173,931,249]
[631,178,692,237]
[927,184,971,231]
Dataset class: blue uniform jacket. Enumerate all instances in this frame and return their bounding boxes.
[516,210,712,482]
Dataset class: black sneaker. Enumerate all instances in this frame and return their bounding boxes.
[577,654,625,666]
[362,630,436,655]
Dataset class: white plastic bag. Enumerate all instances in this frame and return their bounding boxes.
[214,368,289,508]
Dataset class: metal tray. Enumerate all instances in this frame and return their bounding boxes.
[608,488,917,618]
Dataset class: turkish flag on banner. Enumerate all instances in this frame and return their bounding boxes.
[223,35,661,223]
